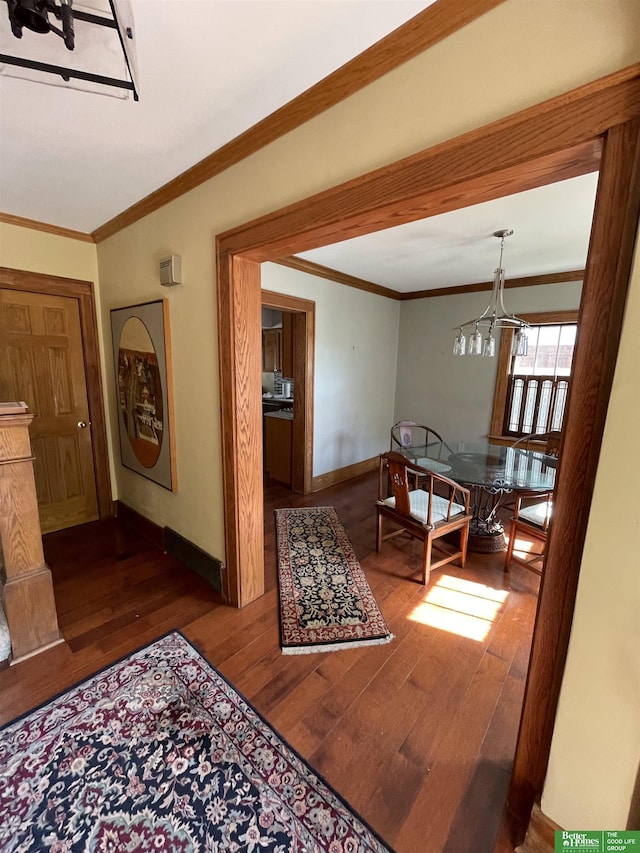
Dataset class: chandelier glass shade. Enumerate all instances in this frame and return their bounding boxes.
[453,229,529,358]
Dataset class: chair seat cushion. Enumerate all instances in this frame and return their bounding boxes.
[518,500,552,528]
[414,457,452,475]
[379,490,466,527]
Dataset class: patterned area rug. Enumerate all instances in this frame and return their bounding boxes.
[276,506,393,655]
[0,632,393,853]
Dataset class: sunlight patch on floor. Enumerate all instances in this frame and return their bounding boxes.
[511,537,543,557]
[505,533,545,565]
[408,574,509,641]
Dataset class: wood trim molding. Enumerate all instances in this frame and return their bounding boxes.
[217,249,265,607]
[507,117,640,836]
[91,0,506,243]
[279,255,584,301]
[275,256,401,300]
[515,803,561,853]
[261,289,316,314]
[511,310,580,325]
[489,310,579,436]
[0,267,113,522]
[216,79,618,259]
[312,456,378,492]
[215,64,640,846]
[404,269,585,300]
[0,212,94,243]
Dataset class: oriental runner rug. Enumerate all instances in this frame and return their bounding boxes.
[0,632,393,853]
[275,506,393,655]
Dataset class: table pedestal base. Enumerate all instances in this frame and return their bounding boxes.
[465,483,508,553]
[468,530,505,553]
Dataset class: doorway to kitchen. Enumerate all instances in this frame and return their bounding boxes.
[260,289,315,495]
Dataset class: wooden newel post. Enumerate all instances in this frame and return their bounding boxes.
[0,402,62,662]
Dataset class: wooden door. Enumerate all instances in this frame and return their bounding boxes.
[0,288,99,533]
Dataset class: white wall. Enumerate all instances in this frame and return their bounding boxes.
[261,263,399,476]
[261,269,583,471]
[395,281,582,443]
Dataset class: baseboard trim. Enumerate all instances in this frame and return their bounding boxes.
[311,456,378,492]
[115,502,224,594]
[516,803,562,853]
[164,527,223,594]
[115,501,164,550]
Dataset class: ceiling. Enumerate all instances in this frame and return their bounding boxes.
[0,0,598,288]
[0,0,431,233]
[298,171,599,292]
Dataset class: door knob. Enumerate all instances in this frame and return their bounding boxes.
[77,420,90,428]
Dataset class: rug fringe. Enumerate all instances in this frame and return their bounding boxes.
[282,634,395,655]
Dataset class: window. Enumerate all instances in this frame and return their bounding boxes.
[490,311,578,440]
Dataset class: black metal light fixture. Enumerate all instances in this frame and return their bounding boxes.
[1,0,138,99]
[8,0,75,49]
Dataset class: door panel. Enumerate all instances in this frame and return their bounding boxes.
[0,289,99,533]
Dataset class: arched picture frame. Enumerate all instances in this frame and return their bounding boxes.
[110,298,176,491]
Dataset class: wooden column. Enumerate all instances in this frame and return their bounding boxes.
[0,402,62,661]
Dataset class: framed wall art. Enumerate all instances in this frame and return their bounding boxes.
[110,298,177,491]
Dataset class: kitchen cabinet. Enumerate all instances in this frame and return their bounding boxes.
[262,314,294,376]
[264,413,292,484]
[262,329,281,371]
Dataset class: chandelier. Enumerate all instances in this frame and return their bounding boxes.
[452,229,529,358]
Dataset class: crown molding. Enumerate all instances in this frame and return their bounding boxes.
[277,255,584,299]
[275,256,401,300]
[402,269,585,299]
[91,0,506,243]
[0,212,94,243]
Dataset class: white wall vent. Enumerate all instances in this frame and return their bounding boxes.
[159,255,182,287]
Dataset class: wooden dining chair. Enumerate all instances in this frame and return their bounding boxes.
[376,451,472,586]
[503,430,560,574]
[511,430,562,461]
[503,490,554,576]
[389,421,454,475]
[502,429,561,512]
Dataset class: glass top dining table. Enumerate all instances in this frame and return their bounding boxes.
[398,439,557,551]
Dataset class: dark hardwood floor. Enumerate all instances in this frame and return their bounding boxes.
[0,471,540,852]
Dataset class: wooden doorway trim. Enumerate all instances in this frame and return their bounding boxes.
[0,267,113,521]
[506,116,640,839]
[261,289,315,494]
[216,65,640,841]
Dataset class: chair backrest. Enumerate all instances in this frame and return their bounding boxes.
[545,431,562,458]
[378,451,470,527]
[390,422,452,457]
[384,452,413,517]
[512,430,562,458]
